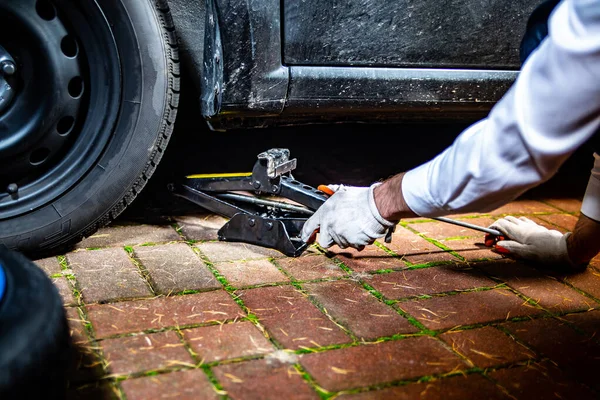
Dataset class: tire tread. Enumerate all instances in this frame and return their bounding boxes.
[46,0,181,256]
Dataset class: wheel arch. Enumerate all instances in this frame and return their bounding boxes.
[165,0,206,95]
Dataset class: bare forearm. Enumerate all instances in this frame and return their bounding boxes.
[567,213,600,266]
[373,173,418,221]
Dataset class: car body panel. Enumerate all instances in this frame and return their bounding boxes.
[283,0,538,69]
[168,0,542,130]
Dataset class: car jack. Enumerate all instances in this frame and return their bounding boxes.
[168,148,331,257]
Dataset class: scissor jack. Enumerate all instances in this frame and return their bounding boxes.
[169,148,502,257]
[169,148,329,257]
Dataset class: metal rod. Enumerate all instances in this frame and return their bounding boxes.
[432,217,502,236]
[214,193,315,215]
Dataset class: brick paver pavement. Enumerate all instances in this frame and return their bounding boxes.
[32,197,600,399]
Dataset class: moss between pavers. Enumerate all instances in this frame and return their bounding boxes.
[123,246,158,296]
[293,363,332,399]
[172,222,185,238]
[200,365,229,397]
[58,255,84,306]
[70,231,589,399]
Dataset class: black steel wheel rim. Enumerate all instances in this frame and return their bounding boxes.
[0,0,121,218]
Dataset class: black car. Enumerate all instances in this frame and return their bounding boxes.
[0,0,542,255]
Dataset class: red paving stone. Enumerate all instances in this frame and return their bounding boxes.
[474,261,595,313]
[240,285,352,349]
[487,361,598,400]
[100,330,194,375]
[65,307,106,383]
[368,265,497,299]
[398,289,544,330]
[502,316,600,390]
[67,248,152,303]
[182,321,274,362]
[213,358,319,400]
[133,243,220,294]
[87,291,242,338]
[339,374,510,400]
[276,253,347,281]
[384,225,456,264]
[327,245,406,273]
[65,307,89,345]
[300,337,468,392]
[439,326,535,368]
[303,280,419,339]
[120,369,221,400]
[213,259,289,287]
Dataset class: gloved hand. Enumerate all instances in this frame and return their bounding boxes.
[487,216,573,266]
[301,183,396,250]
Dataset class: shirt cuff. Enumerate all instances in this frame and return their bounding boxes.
[581,153,600,222]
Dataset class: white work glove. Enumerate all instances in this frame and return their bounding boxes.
[301,183,396,250]
[488,216,573,266]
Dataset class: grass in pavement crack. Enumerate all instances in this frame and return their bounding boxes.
[58,255,84,307]
[294,363,332,400]
[200,364,228,398]
[123,246,158,296]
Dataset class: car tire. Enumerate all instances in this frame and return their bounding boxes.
[0,248,72,399]
[0,0,180,257]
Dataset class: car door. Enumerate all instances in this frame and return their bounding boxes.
[201,0,542,129]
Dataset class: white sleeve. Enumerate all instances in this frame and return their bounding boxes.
[402,0,600,217]
[581,153,600,222]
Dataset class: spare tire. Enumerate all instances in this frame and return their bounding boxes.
[0,248,71,399]
[0,0,179,257]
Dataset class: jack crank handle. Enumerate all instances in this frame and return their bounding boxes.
[432,216,502,236]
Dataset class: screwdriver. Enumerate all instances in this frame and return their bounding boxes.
[431,216,502,236]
